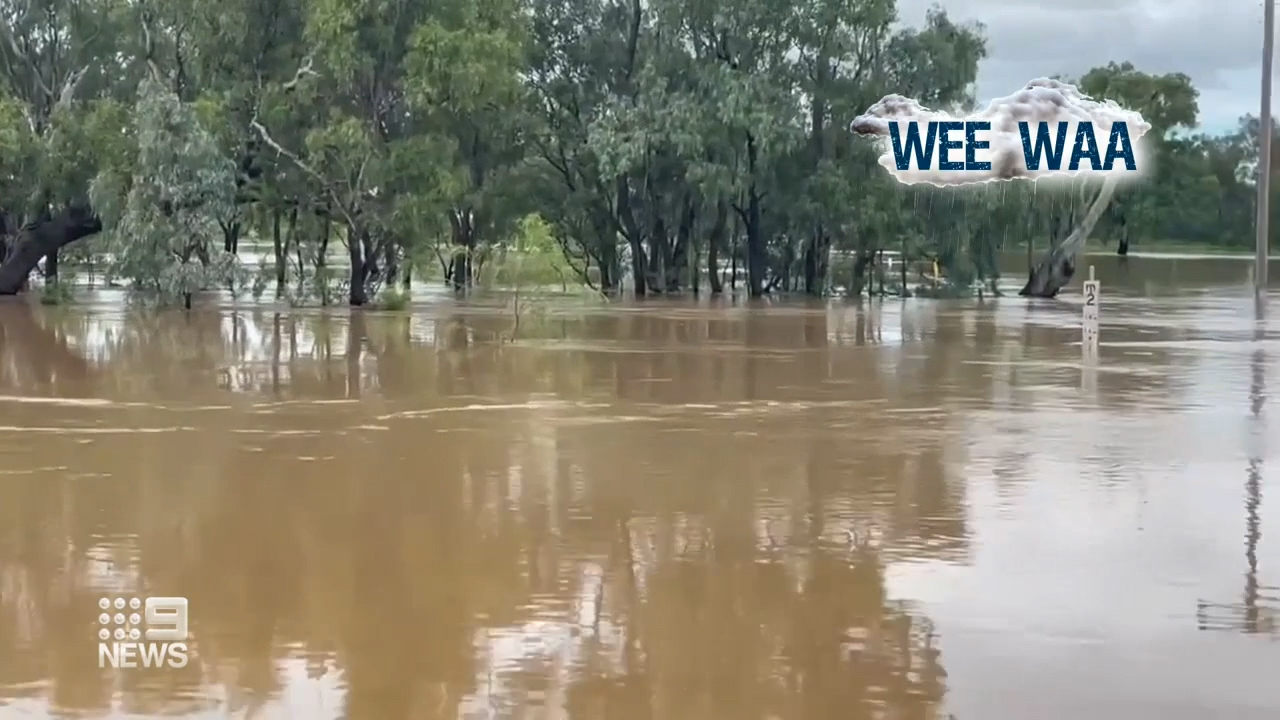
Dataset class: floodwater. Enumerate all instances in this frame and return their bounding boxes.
[0,253,1278,720]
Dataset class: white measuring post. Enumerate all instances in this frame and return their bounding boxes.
[1082,265,1100,355]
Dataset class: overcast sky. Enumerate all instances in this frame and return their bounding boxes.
[895,0,1270,134]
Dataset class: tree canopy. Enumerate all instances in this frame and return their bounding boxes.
[0,0,1269,305]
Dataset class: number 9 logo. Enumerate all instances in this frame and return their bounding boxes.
[144,597,188,642]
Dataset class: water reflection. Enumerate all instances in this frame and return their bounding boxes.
[0,276,1278,718]
[1245,316,1268,635]
[0,302,964,719]
[1197,309,1278,636]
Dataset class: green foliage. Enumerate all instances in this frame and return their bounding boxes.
[37,279,76,305]
[484,214,574,289]
[373,286,410,310]
[403,0,526,118]
[90,77,245,306]
[43,100,136,202]
[0,98,39,210]
[488,214,585,342]
[0,0,1268,305]
[277,264,343,307]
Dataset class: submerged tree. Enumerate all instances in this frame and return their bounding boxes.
[91,77,243,308]
[1020,63,1201,298]
[0,0,1267,305]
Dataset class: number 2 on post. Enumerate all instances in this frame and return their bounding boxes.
[1084,285,1097,306]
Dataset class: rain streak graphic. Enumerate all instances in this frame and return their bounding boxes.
[97,597,144,642]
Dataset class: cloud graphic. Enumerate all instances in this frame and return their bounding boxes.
[849,78,1153,187]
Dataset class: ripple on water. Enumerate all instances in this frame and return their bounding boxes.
[0,284,1278,719]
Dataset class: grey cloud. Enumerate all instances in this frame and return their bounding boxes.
[894,0,1270,133]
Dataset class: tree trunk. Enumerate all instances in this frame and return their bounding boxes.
[222,220,240,254]
[616,176,647,296]
[745,187,765,297]
[1116,210,1130,256]
[708,199,726,295]
[899,234,909,296]
[744,132,766,298]
[1020,176,1119,298]
[594,210,618,294]
[347,222,367,306]
[647,214,667,293]
[803,229,829,296]
[361,230,378,285]
[805,54,831,297]
[383,240,399,286]
[776,238,791,292]
[691,240,701,294]
[296,223,307,275]
[877,249,886,295]
[851,251,875,297]
[44,249,59,285]
[448,209,475,292]
[317,215,330,268]
[730,209,743,293]
[272,210,287,291]
[668,197,694,292]
[0,204,101,295]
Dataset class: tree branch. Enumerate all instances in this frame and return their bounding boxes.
[0,23,53,101]
[139,8,165,84]
[56,65,88,108]
[281,55,316,92]
[1020,174,1119,298]
[0,203,101,294]
[249,118,359,233]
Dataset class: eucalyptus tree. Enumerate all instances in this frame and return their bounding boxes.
[1020,63,1200,297]
[806,5,985,295]
[527,0,987,298]
[0,0,133,293]
[522,0,642,294]
[787,0,896,295]
[250,0,451,306]
[0,0,1270,307]
[89,76,245,308]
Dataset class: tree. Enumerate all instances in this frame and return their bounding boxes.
[0,0,123,293]
[0,0,1268,305]
[1021,63,1200,297]
[91,77,243,307]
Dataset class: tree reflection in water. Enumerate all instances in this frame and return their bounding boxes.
[0,303,967,719]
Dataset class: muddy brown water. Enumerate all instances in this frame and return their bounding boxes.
[0,253,1278,719]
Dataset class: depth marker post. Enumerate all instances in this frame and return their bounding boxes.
[1082,265,1099,356]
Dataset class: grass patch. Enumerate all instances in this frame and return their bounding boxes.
[372,286,410,311]
[37,281,75,305]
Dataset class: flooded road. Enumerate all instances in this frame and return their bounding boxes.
[0,254,1278,719]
